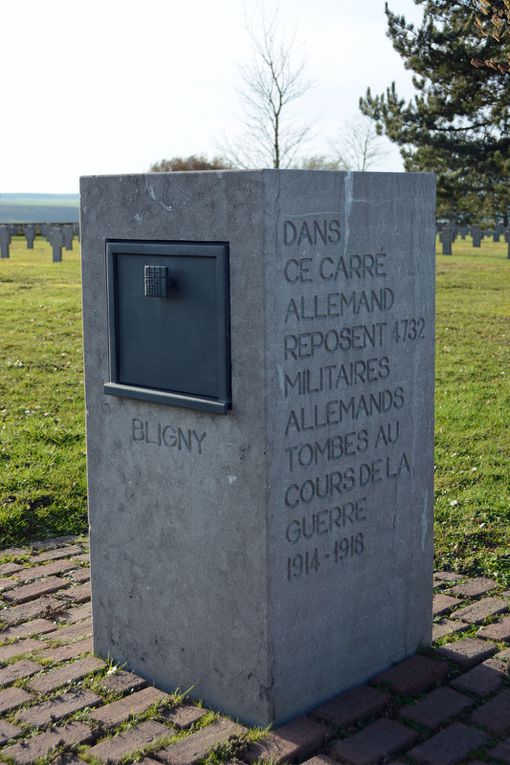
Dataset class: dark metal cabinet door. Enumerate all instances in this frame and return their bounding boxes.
[104,241,231,414]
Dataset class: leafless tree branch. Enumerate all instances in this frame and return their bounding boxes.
[329,116,388,172]
[219,4,314,168]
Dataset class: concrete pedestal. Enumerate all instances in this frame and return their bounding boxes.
[80,170,436,727]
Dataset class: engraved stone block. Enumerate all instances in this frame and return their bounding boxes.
[80,170,436,726]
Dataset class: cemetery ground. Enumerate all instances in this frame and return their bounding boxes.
[0,235,510,762]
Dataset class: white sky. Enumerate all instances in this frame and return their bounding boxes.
[0,0,423,193]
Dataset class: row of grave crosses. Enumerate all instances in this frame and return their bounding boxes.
[438,222,510,258]
[0,223,80,261]
[1,221,509,261]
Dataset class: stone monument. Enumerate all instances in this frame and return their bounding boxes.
[63,225,74,251]
[49,227,64,262]
[80,170,436,727]
[471,225,482,247]
[441,226,453,255]
[0,225,11,259]
[25,224,35,249]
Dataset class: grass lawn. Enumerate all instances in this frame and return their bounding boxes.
[1,235,509,584]
[434,236,510,585]
[0,238,86,543]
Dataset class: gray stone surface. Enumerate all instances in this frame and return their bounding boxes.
[24,224,35,249]
[63,225,74,250]
[0,225,11,258]
[441,227,452,255]
[49,227,64,262]
[80,170,436,727]
[471,225,482,247]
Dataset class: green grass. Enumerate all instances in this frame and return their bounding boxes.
[0,234,509,585]
[0,237,86,543]
[434,236,510,585]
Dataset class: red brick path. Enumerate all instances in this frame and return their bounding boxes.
[1,538,509,764]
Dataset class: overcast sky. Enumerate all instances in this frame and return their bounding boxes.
[1,0,423,193]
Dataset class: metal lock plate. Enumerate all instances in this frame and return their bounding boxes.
[144,265,168,297]
[104,241,231,414]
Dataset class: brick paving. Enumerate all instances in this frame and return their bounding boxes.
[158,719,247,765]
[90,686,171,727]
[1,539,510,763]
[452,595,508,624]
[470,688,510,733]
[312,685,390,727]
[436,636,499,668]
[16,689,102,727]
[243,717,327,764]
[479,614,510,641]
[34,635,94,663]
[0,659,42,687]
[99,667,148,695]
[26,655,104,694]
[87,720,171,764]
[399,686,473,729]
[1,721,93,765]
[489,737,510,762]
[448,576,499,598]
[407,721,488,763]
[329,718,418,764]
[450,657,507,696]
[160,703,208,729]
[372,654,448,694]
[0,720,22,746]
[432,593,462,616]
[431,617,466,641]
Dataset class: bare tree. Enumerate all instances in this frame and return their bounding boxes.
[329,116,387,172]
[221,6,313,168]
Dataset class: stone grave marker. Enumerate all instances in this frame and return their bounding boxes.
[471,225,482,247]
[24,224,35,249]
[80,170,436,727]
[0,225,11,258]
[49,227,64,262]
[63,225,74,251]
[441,227,453,255]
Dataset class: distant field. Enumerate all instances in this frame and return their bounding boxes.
[0,235,509,585]
[0,193,79,223]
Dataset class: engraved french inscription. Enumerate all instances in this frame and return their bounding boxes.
[276,211,428,583]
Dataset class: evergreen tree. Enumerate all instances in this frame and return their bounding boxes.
[360,1,510,221]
